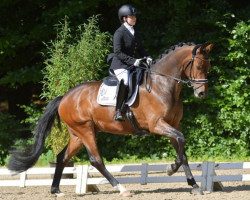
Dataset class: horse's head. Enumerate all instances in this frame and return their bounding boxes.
[184,43,213,98]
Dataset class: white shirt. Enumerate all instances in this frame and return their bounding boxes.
[124,22,134,36]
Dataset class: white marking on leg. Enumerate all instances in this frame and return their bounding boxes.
[114,184,127,194]
[55,192,65,197]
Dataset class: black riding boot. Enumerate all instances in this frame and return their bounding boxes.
[114,81,128,121]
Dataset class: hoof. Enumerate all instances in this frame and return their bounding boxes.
[166,165,174,176]
[119,191,133,197]
[191,187,203,195]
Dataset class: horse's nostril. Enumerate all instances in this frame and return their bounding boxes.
[198,92,205,98]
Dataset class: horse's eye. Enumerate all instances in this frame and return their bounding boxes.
[196,66,202,70]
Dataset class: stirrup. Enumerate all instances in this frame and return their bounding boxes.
[114,110,125,122]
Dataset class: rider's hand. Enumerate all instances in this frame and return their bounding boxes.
[146,56,153,66]
[134,58,142,67]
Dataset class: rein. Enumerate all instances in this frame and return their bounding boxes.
[142,55,210,93]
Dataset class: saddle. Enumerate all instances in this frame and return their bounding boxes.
[97,66,144,106]
[97,66,150,137]
[106,67,144,96]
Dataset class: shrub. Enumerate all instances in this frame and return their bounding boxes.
[182,20,250,159]
[0,113,28,165]
[41,15,112,157]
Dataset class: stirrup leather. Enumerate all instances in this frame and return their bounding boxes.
[126,107,150,137]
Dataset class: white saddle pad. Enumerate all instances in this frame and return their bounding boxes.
[97,83,138,106]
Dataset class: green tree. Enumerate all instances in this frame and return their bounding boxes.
[183,18,250,159]
[41,15,111,157]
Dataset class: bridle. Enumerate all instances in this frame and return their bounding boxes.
[183,55,210,87]
[142,50,210,93]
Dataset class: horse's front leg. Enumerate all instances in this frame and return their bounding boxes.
[152,119,186,173]
[170,138,203,195]
[182,154,203,194]
[151,119,202,194]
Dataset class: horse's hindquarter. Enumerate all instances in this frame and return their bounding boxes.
[58,82,100,126]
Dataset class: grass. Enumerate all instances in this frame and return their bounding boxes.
[2,150,249,168]
[35,154,250,167]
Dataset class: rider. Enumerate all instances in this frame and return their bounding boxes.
[110,4,152,121]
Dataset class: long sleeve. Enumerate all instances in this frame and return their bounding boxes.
[113,30,136,66]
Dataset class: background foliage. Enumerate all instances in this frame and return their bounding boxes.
[41,15,111,156]
[0,0,249,165]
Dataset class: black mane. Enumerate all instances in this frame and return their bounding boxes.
[153,42,196,64]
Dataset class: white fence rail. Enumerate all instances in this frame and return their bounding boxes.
[0,162,249,194]
[204,162,250,192]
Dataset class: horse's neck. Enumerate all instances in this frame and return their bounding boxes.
[151,49,190,100]
[153,47,190,74]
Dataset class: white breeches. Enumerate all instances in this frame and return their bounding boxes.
[114,69,130,86]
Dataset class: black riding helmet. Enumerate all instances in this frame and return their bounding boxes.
[118,5,136,23]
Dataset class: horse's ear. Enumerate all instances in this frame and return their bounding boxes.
[205,43,214,53]
[197,43,214,54]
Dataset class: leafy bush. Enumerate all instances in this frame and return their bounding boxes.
[0,66,42,88]
[41,15,112,157]
[0,113,28,165]
[20,104,43,132]
[42,15,111,100]
[182,20,250,160]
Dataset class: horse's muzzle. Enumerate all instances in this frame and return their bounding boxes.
[194,88,207,99]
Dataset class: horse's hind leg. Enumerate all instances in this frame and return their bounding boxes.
[74,124,132,197]
[86,140,132,196]
[51,128,83,196]
[168,138,203,195]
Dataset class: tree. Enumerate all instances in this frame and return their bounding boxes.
[41,15,111,157]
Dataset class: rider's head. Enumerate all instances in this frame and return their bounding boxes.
[118,5,136,26]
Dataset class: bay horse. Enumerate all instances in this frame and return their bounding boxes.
[8,43,213,197]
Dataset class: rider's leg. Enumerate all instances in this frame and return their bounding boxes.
[113,69,129,121]
[113,79,128,121]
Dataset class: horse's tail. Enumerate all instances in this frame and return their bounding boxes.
[8,96,64,173]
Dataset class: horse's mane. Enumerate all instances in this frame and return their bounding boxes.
[153,42,196,64]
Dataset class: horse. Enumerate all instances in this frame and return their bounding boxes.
[8,42,213,197]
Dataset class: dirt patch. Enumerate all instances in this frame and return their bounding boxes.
[0,182,250,200]
[1,169,249,200]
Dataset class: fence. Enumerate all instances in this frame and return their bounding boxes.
[0,162,249,194]
[204,162,250,191]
